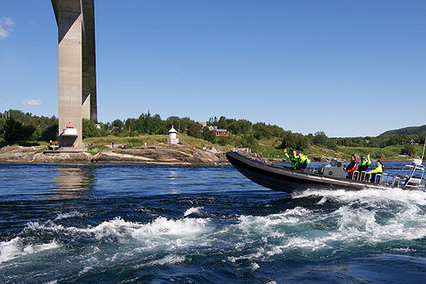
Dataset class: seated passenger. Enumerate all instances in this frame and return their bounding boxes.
[368,160,384,183]
[357,154,372,179]
[344,154,358,179]
[292,153,310,170]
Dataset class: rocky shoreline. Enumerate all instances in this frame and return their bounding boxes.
[0,144,230,165]
[0,143,345,165]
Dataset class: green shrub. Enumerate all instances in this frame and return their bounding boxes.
[401,144,415,155]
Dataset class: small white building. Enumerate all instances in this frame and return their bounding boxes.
[61,121,78,147]
[167,126,179,144]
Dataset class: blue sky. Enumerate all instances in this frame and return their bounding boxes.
[1,0,425,137]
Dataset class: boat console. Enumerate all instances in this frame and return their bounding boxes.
[318,158,346,179]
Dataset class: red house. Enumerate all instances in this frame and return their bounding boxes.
[215,129,228,136]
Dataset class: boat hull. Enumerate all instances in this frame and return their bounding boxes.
[226,152,377,193]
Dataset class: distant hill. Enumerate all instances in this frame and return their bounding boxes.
[380,124,426,136]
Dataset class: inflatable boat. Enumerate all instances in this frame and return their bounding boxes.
[226,151,425,193]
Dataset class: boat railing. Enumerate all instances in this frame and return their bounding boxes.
[391,176,402,188]
[374,174,382,184]
[352,171,359,181]
[351,171,374,183]
[362,171,370,182]
[380,173,391,186]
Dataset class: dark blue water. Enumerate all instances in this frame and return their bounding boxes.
[0,162,425,283]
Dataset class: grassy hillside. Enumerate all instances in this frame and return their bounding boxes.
[84,135,167,146]
[84,134,229,151]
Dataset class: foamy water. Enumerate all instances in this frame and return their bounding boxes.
[0,237,60,264]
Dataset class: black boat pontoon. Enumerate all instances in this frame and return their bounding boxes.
[226,151,425,193]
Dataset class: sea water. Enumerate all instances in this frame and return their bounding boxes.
[0,162,425,283]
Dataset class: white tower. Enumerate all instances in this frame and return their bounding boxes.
[167,126,179,144]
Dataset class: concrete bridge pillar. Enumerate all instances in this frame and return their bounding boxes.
[52,0,97,148]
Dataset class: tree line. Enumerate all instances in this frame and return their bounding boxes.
[1,110,425,152]
[0,110,57,142]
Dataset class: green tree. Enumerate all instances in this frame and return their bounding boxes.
[217,116,227,129]
[166,116,181,131]
[136,113,166,134]
[0,118,5,138]
[125,118,138,136]
[294,133,310,150]
[3,118,35,141]
[0,110,58,141]
[82,119,102,139]
[234,119,252,135]
[41,124,58,141]
[202,127,216,143]
[241,134,258,152]
[253,122,273,139]
[111,119,124,131]
[280,131,296,149]
[188,122,202,138]
[311,131,328,146]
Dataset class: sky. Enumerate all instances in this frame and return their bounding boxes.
[1,0,425,137]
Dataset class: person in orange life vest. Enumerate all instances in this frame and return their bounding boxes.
[344,154,358,179]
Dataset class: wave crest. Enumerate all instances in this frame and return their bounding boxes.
[0,237,60,264]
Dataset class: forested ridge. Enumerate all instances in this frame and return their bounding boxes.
[380,125,426,136]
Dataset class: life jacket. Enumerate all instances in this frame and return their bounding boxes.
[284,152,297,164]
[284,153,290,161]
[346,159,358,176]
[369,163,383,174]
[347,160,357,169]
[358,157,371,167]
[300,155,310,164]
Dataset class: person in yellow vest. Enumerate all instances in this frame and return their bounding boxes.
[283,148,298,165]
[357,154,372,179]
[292,153,311,170]
[368,159,384,183]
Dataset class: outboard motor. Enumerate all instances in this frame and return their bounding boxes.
[321,158,346,179]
